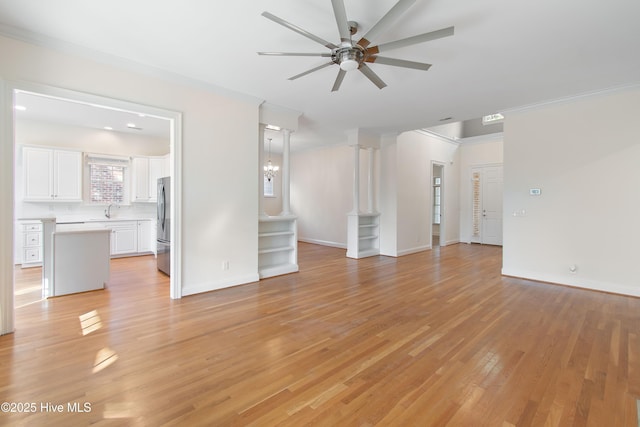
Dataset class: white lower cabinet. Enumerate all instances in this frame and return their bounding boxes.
[137,220,155,254]
[17,220,44,268]
[61,220,155,257]
[110,222,138,255]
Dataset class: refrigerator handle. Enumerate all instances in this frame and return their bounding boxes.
[161,185,166,232]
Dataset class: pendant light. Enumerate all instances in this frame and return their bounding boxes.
[263,138,279,181]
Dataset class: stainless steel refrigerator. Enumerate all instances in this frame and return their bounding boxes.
[157,176,170,276]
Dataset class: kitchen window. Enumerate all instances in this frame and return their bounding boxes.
[85,154,131,204]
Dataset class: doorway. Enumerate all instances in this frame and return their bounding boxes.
[431,162,445,248]
[6,83,182,329]
[470,165,503,245]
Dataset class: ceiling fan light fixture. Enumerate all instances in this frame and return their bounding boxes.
[340,58,359,71]
[337,48,362,71]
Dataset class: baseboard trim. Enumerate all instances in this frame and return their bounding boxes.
[182,273,260,297]
[501,268,640,298]
[397,245,431,257]
[298,238,347,249]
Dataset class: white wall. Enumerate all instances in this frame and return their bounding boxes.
[0,33,262,335]
[379,135,398,254]
[291,144,353,248]
[503,86,640,296]
[380,131,460,256]
[458,134,504,243]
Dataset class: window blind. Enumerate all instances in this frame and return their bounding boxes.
[85,153,130,167]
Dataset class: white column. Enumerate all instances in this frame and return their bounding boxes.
[367,147,375,213]
[351,144,360,214]
[280,128,292,216]
[258,124,268,218]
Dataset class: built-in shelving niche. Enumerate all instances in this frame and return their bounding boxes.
[258,215,298,279]
[347,213,380,259]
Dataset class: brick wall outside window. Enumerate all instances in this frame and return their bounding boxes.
[90,164,125,203]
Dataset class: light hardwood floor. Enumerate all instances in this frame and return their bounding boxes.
[2,243,639,426]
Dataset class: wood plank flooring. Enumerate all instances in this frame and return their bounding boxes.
[2,243,639,426]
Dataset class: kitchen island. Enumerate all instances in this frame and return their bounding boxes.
[51,227,110,296]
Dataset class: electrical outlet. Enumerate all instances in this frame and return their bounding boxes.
[222,261,229,271]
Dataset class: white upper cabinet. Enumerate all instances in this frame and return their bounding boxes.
[148,157,164,203]
[23,146,82,202]
[132,155,168,203]
[131,157,150,202]
[53,150,83,200]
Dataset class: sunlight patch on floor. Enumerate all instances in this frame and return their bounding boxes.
[79,310,102,336]
[93,347,118,374]
[103,402,138,419]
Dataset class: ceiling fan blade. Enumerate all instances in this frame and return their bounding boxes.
[288,62,335,81]
[258,52,333,57]
[262,11,338,50]
[331,0,352,44]
[359,64,387,89]
[331,69,347,92]
[367,26,455,54]
[364,56,431,71]
[357,0,417,48]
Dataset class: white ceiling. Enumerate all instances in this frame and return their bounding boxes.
[14,91,171,139]
[1,0,639,150]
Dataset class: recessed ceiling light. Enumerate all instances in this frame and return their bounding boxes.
[138,113,146,117]
[104,126,113,131]
[127,123,136,128]
[265,124,281,131]
[439,117,453,122]
[14,105,27,111]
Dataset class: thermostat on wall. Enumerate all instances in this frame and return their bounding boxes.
[529,188,541,196]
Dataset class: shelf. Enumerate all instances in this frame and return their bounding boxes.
[259,263,299,279]
[358,248,380,258]
[258,245,295,255]
[259,231,295,238]
[359,224,378,229]
[359,235,378,241]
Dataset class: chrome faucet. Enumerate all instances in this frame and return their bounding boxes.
[104,203,114,219]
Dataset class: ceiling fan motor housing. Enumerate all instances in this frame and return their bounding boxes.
[334,46,364,71]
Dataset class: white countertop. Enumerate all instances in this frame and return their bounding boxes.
[53,227,111,234]
[56,217,154,224]
[17,217,56,223]
[17,216,153,224]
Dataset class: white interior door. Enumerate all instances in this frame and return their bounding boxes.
[481,166,503,245]
[471,165,503,246]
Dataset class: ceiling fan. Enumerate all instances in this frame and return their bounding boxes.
[258,0,454,91]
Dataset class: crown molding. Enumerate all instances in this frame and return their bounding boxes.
[414,129,460,146]
[458,132,503,145]
[502,83,640,115]
[0,24,263,106]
